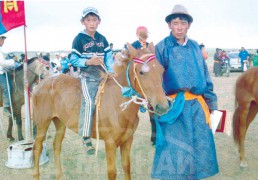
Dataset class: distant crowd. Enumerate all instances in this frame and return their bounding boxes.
[213,47,258,77]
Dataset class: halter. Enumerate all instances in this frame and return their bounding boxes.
[99,53,167,115]
[121,54,157,112]
[133,54,156,64]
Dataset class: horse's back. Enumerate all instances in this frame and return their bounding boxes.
[235,67,258,103]
[32,74,81,127]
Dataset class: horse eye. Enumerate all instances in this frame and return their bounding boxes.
[139,71,144,75]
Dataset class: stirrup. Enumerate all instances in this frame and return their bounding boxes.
[84,145,95,155]
[82,138,95,155]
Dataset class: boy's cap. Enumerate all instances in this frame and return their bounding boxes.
[136,26,148,34]
[82,7,100,19]
[165,4,193,23]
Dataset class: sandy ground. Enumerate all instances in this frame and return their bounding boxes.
[0,63,258,180]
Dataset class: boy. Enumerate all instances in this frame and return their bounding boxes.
[131,26,149,49]
[70,7,114,155]
[131,26,156,145]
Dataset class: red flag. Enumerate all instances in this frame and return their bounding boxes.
[0,0,26,34]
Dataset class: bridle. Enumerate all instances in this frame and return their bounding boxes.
[131,54,156,100]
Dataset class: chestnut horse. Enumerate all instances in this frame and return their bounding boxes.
[233,67,258,167]
[0,57,49,141]
[32,43,169,180]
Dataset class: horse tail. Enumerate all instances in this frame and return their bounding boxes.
[234,97,238,111]
[232,106,240,146]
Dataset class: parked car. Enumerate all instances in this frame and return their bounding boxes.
[228,52,241,71]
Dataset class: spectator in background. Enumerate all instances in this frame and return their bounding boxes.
[60,53,70,74]
[199,43,208,60]
[238,47,249,72]
[253,49,258,67]
[132,26,149,49]
[213,48,222,77]
[131,26,156,145]
[110,43,114,51]
[19,53,25,63]
[0,34,19,117]
[50,52,61,74]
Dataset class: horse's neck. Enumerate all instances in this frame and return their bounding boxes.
[113,67,134,87]
[13,67,37,91]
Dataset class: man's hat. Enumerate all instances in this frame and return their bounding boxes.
[82,7,100,19]
[165,4,193,23]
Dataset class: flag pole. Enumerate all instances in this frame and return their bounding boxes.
[23,25,31,141]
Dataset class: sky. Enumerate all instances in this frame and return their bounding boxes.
[2,0,258,53]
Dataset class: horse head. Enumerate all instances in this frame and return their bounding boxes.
[125,42,168,115]
[113,49,130,76]
[31,57,50,80]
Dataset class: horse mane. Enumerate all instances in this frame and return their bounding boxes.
[15,57,38,71]
[113,51,130,76]
[113,43,156,77]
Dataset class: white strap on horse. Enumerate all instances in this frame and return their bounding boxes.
[120,95,148,111]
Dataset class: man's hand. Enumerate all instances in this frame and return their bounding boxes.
[85,54,104,66]
[13,56,18,61]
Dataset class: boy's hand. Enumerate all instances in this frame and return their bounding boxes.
[86,55,103,66]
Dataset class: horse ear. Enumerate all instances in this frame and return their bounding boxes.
[127,43,138,58]
[148,42,155,54]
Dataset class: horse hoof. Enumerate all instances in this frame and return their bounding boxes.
[7,136,15,142]
[19,136,24,141]
[240,160,248,168]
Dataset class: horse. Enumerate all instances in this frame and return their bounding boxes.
[233,67,258,167]
[32,43,169,180]
[0,57,49,141]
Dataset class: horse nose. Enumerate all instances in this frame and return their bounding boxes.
[155,103,169,115]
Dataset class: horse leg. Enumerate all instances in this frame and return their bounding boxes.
[246,102,258,130]
[33,120,51,180]
[105,141,118,180]
[120,136,133,180]
[239,102,258,167]
[53,118,66,180]
[15,114,24,141]
[7,117,14,141]
[238,105,250,167]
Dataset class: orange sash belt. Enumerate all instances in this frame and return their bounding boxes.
[168,92,211,128]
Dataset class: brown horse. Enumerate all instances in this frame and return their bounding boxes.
[0,57,49,141]
[32,43,169,180]
[233,67,258,167]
